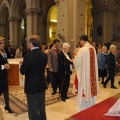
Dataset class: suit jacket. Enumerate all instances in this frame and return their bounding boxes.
[5,48,14,58]
[107,52,116,76]
[0,53,8,92]
[20,48,48,94]
[57,51,73,75]
[48,47,61,72]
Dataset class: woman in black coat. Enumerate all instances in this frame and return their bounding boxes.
[57,43,73,102]
[0,37,13,113]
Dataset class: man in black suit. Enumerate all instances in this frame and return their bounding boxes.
[5,45,14,58]
[103,45,117,89]
[20,35,48,120]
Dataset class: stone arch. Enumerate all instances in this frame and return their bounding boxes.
[10,0,27,48]
[11,0,26,17]
[47,5,57,43]
[40,0,55,43]
[0,0,10,44]
[0,0,10,21]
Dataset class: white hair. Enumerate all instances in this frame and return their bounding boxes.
[110,45,116,51]
[102,46,107,50]
[62,43,70,49]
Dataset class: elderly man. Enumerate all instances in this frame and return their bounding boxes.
[57,43,73,102]
[103,45,117,89]
[74,35,99,111]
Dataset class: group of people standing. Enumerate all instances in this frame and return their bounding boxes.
[47,39,73,102]
[0,33,119,120]
[98,44,118,89]
[0,35,74,120]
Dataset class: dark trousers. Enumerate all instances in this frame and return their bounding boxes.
[104,69,115,87]
[50,72,60,92]
[46,68,51,84]
[3,91,10,107]
[60,74,70,98]
[26,92,46,120]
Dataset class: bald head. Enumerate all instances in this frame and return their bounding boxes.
[29,35,41,47]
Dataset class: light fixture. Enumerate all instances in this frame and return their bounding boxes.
[50,20,57,22]
[22,26,25,29]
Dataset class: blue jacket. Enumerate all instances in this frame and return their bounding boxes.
[98,52,108,70]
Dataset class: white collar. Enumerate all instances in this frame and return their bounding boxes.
[31,47,39,50]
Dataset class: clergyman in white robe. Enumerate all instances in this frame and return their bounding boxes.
[74,35,99,112]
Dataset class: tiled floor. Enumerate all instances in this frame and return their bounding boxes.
[1,75,120,120]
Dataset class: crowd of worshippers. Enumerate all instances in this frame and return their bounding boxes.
[5,40,120,95]
[42,41,120,94]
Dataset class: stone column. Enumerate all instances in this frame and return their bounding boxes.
[57,0,85,54]
[0,22,9,44]
[25,9,41,40]
[92,0,116,43]
[8,17,21,47]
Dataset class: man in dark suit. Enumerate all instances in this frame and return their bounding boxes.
[5,45,14,58]
[20,35,48,120]
[57,43,73,102]
[103,45,117,89]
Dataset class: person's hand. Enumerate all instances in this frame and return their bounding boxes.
[4,64,10,69]
[10,54,13,57]
[105,65,107,69]
[116,62,118,66]
[71,59,74,62]
[50,69,53,72]
[19,61,23,66]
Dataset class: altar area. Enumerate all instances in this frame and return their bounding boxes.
[7,58,24,86]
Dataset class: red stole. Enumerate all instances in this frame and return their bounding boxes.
[89,48,97,97]
[74,47,97,97]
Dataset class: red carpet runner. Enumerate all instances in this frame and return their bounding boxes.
[66,93,120,120]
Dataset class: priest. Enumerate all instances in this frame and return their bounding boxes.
[74,35,99,111]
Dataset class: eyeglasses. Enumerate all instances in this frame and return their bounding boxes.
[64,48,69,50]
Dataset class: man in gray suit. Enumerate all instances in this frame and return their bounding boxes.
[48,39,61,95]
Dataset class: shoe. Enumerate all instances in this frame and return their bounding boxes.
[4,106,14,113]
[118,81,120,85]
[103,84,106,88]
[65,96,69,99]
[101,81,104,84]
[52,92,56,95]
[61,98,66,102]
[111,86,118,89]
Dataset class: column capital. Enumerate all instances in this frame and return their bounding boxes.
[25,8,42,16]
[8,17,22,22]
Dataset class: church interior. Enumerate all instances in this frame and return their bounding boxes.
[0,0,120,120]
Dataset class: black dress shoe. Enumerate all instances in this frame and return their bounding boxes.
[103,84,106,88]
[118,81,120,85]
[52,92,56,95]
[61,98,66,102]
[101,81,104,84]
[65,96,69,99]
[4,106,14,113]
[111,86,118,89]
